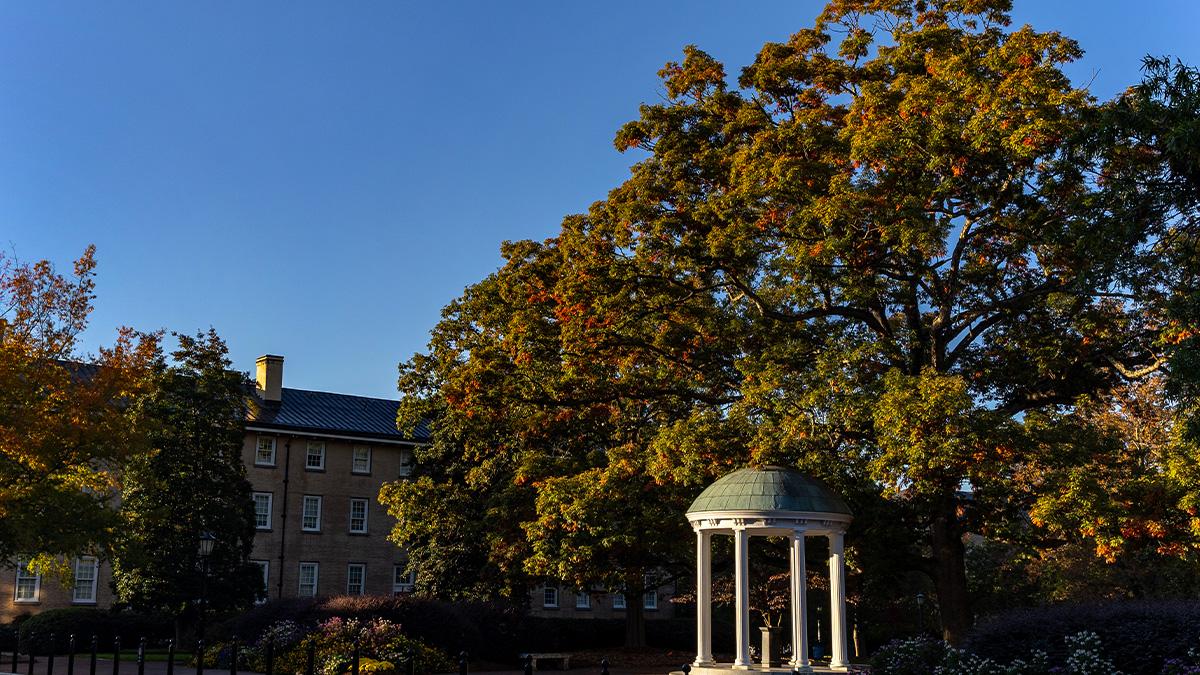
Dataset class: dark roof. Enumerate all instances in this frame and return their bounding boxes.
[246,388,429,443]
[687,466,852,516]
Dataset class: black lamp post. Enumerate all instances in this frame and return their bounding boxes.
[915,593,925,635]
[197,532,216,643]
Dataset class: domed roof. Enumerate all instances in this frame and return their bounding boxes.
[687,466,852,516]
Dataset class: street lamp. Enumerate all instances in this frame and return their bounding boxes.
[197,532,216,643]
[915,593,925,635]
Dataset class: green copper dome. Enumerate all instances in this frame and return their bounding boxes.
[687,466,852,516]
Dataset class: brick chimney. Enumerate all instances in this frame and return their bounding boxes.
[256,354,284,403]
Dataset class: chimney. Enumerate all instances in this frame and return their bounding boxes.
[256,354,284,403]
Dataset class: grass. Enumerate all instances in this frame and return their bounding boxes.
[88,650,193,663]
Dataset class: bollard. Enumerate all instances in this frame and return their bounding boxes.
[523,654,533,675]
[67,635,76,675]
[600,659,609,675]
[229,639,239,675]
[112,638,120,675]
[403,649,414,675]
[682,665,691,675]
[26,632,35,675]
[458,651,467,675]
[47,633,56,675]
[88,636,97,675]
[304,643,315,675]
[263,640,274,675]
[11,636,18,675]
[195,640,205,675]
[138,637,147,675]
[351,643,360,675]
[166,641,175,675]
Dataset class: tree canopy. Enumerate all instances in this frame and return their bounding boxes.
[384,0,1200,645]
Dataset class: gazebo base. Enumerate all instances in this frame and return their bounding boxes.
[673,664,851,675]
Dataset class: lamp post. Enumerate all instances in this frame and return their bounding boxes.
[915,593,925,635]
[197,532,216,643]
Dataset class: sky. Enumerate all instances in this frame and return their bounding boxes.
[2,1,1198,399]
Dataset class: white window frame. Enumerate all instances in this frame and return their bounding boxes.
[542,584,558,608]
[254,436,277,466]
[251,560,269,604]
[392,566,415,594]
[575,591,591,609]
[14,559,40,603]
[301,495,322,532]
[351,446,372,474]
[644,588,658,610]
[305,441,326,470]
[253,492,273,530]
[398,448,414,477]
[72,557,98,604]
[612,593,626,610]
[298,562,319,597]
[349,498,369,534]
[346,563,366,595]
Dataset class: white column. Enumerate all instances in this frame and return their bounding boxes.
[733,527,751,668]
[828,531,849,671]
[790,529,811,672]
[693,529,713,666]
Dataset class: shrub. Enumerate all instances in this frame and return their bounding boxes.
[17,608,172,654]
[966,600,1200,674]
[870,636,949,675]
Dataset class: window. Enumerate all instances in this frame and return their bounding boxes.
[298,563,319,597]
[644,589,658,610]
[253,493,273,530]
[251,560,269,603]
[346,564,366,595]
[352,446,371,474]
[575,591,591,609]
[392,566,415,594]
[305,441,325,470]
[398,449,414,477]
[14,559,39,603]
[542,584,558,608]
[73,557,98,604]
[612,593,626,610]
[255,437,277,466]
[301,495,322,532]
[349,498,368,534]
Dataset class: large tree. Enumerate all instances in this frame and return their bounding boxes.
[0,246,157,566]
[385,0,1197,645]
[111,330,262,632]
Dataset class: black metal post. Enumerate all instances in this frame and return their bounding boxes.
[600,659,609,675]
[198,558,209,646]
[137,638,146,675]
[457,651,467,675]
[404,649,414,675]
[351,643,360,675]
[67,635,76,675]
[522,655,532,675]
[88,636,97,675]
[263,640,274,675]
[682,665,691,675]
[47,634,56,675]
[26,632,35,675]
[304,643,314,675]
[195,640,204,675]
[111,638,120,675]
[12,636,18,675]
[229,639,238,675]
[166,641,175,675]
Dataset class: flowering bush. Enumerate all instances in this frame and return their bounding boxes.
[283,617,451,675]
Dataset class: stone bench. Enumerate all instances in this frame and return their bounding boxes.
[519,653,572,671]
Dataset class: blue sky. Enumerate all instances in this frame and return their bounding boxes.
[3,1,1197,399]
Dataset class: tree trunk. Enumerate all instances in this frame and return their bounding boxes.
[929,507,972,645]
[624,596,646,647]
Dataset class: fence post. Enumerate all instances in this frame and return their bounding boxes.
[351,643,360,675]
[137,638,146,675]
[229,639,238,675]
[25,632,34,675]
[67,635,76,675]
[523,654,532,675]
[88,636,97,675]
[682,665,691,675]
[11,636,18,675]
[458,651,467,675]
[111,638,120,675]
[263,640,274,675]
[47,634,56,675]
[166,640,175,675]
[600,659,609,675]
[195,640,204,675]
[304,643,314,675]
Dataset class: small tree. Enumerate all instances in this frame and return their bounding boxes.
[111,330,262,635]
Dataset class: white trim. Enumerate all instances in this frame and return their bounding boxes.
[612,593,626,610]
[575,591,591,609]
[72,557,98,604]
[254,436,277,466]
[301,495,323,532]
[298,562,319,596]
[251,560,270,604]
[392,565,414,594]
[253,492,274,530]
[14,559,40,603]
[348,498,369,534]
[245,426,423,447]
[542,584,559,608]
[346,563,366,595]
[352,446,372,474]
[305,441,326,470]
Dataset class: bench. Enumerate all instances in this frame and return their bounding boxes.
[519,653,572,671]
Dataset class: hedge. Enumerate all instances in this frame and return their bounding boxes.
[17,608,172,654]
